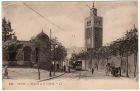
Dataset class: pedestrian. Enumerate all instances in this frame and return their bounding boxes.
[105,64,108,76]
[4,65,8,79]
[64,65,66,72]
[105,63,110,76]
[57,64,59,71]
[69,66,70,73]
[92,68,94,75]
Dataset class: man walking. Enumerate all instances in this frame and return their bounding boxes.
[92,68,94,75]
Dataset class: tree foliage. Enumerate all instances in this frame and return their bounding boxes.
[51,38,67,61]
[2,17,15,42]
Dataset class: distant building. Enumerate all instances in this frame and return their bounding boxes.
[85,3,103,49]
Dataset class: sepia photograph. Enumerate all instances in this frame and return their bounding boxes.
[2,1,138,90]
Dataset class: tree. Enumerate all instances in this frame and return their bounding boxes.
[110,27,138,77]
[95,47,105,71]
[112,38,126,76]
[132,28,138,77]
[50,37,67,72]
[124,27,138,77]
[101,46,112,64]
[2,17,14,42]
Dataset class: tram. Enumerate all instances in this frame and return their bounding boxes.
[75,61,82,70]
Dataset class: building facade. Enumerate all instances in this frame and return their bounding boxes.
[3,31,51,70]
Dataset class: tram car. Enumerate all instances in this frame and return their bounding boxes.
[75,61,82,70]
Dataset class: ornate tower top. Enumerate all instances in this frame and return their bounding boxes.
[90,2,97,16]
[93,2,94,8]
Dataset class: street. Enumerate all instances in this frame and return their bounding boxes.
[2,67,138,90]
[3,67,125,80]
[53,70,124,80]
[3,68,138,90]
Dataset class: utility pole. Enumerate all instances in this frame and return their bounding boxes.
[53,37,58,76]
[54,45,56,76]
[36,48,40,80]
[50,29,52,77]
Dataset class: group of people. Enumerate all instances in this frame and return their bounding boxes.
[56,64,66,72]
[105,63,121,77]
[90,62,121,77]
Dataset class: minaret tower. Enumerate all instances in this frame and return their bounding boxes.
[85,2,103,50]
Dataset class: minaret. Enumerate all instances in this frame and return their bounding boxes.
[85,2,103,49]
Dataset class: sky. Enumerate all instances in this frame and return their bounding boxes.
[2,1,138,48]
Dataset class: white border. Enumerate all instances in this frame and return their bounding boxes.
[0,0,139,91]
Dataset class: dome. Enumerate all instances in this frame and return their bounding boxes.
[35,30,49,41]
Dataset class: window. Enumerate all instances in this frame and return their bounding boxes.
[87,21,91,26]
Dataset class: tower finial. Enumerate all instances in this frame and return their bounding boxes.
[93,2,94,8]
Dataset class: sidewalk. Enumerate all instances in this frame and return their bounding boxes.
[81,70,136,80]
[65,68,76,73]
[2,67,65,80]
